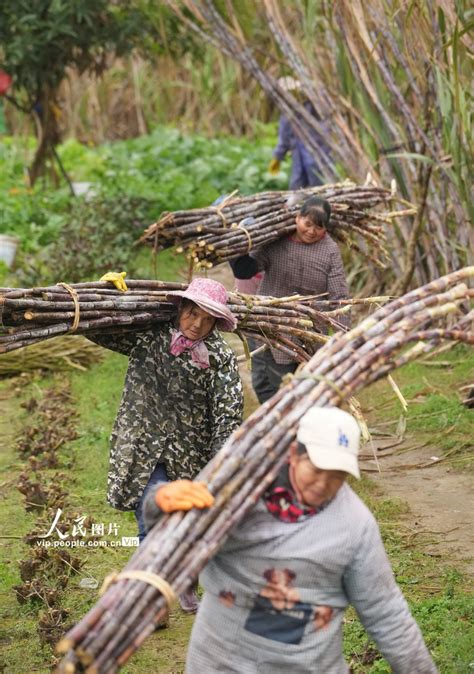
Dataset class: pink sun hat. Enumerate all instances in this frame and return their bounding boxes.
[167,277,237,332]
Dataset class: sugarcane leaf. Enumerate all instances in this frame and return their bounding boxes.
[405,0,418,23]
[435,67,452,121]
[437,6,446,41]
[442,19,474,47]
[385,152,435,165]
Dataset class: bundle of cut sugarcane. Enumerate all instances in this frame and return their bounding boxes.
[140,182,414,270]
[0,280,368,360]
[0,336,104,376]
[55,267,473,674]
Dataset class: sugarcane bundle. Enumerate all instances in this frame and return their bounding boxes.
[0,336,104,376]
[55,267,473,674]
[140,182,414,270]
[0,280,374,361]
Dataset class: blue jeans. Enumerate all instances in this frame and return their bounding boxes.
[135,463,169,543]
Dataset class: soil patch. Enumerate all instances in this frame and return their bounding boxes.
[361,441,474,577]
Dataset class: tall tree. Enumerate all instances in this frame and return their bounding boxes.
[0,0,155,184]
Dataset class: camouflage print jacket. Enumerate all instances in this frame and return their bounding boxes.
[89,322,244,511]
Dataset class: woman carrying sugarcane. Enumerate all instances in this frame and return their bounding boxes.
[89,276,243,613]
[231,196,350,404]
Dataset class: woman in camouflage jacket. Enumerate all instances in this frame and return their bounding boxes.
[89,278,243,537]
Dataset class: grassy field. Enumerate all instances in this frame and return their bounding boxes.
[358,343,473,466]
[1,316,473,672]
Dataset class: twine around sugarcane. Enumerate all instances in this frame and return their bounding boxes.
[56,283,80,332]
[210,207,229,228]
[99,570,177,607]
[208,189,239,228]
[232,221,253,252]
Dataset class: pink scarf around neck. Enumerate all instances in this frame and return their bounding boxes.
[169,330,210,369]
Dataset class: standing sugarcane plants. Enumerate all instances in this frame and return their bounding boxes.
[55,267,473,673]
[166,1,472,290]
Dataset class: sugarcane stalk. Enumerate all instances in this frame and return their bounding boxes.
[139,182,410,270]
[3,281,384,361]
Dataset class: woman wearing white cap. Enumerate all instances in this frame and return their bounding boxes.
[144,406,437,673]
[90,275,244,613]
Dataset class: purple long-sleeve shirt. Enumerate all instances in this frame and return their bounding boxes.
[273,101,332,189]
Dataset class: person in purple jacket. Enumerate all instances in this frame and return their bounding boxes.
[268,77,331,189]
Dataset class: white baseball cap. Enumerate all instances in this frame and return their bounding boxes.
[296,407,361,479]
[277,76,302,92]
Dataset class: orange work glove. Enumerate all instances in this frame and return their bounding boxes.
[268,158,281,175]
[155,480,214,513]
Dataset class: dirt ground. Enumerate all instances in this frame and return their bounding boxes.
[360,440,474,576]
[209,263,474,579]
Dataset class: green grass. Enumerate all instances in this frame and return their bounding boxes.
[343,476,474,672]
[358,344,474,465]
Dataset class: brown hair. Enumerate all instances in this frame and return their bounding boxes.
[179,298,197,315]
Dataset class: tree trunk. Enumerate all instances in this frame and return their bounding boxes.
[29,87,61,186]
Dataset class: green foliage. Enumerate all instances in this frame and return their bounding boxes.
[0,260,9,285]
[0,0,168,183]
[65,125,284,206]
[27,195,155,285]
[0,126,284,285]
[0,0,155,109]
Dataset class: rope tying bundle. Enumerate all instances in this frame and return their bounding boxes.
[56,282,80,332]
[99,570,177,607]
[232,222,253,252]
[209,190,239,229]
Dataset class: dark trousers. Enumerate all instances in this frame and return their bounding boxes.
[251,346,297,404]
[135,463,169,543]
[290,153,324,190]
[135,463,199,612]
